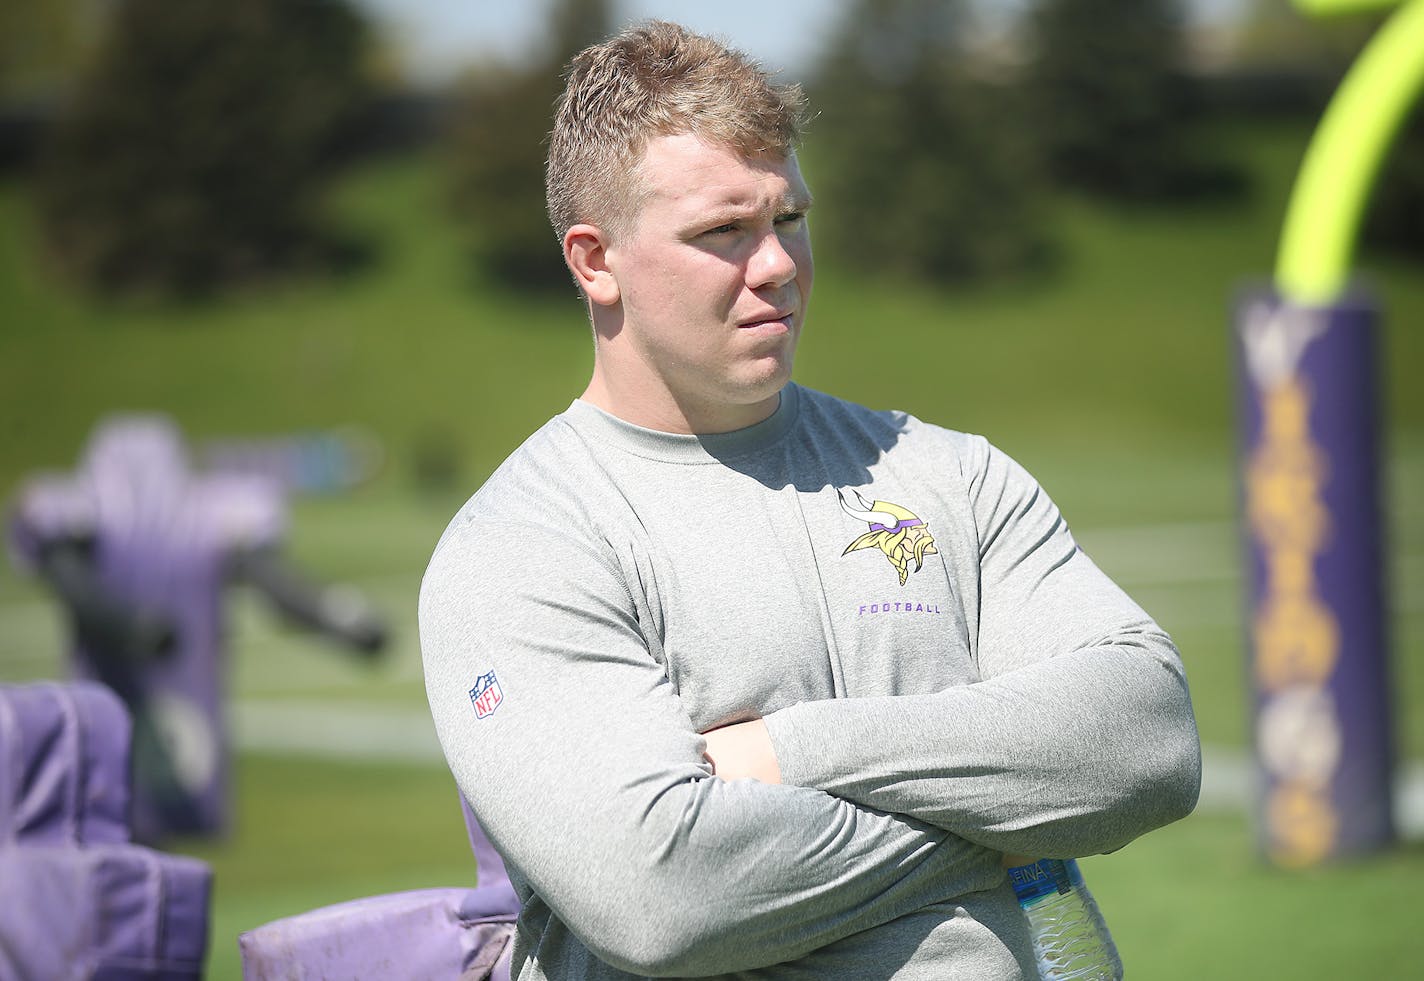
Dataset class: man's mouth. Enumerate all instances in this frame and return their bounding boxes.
[737,310,795,330]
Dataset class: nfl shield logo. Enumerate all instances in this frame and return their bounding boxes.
[469,670,504,719]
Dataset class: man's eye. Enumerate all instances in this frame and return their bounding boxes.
[706,223,739,235]
[775,212,806,226]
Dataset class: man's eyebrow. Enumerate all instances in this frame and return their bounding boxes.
[684,191,813,232]
[780,191,814,213]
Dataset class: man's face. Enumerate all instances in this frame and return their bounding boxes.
[601,133,814,433]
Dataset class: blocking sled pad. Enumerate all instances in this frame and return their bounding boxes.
[0,681,212,979]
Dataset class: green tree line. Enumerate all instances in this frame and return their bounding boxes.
[15,0,1419,300]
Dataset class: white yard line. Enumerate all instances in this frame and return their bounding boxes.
[232,699,445,764]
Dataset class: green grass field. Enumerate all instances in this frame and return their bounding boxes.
[2,117,1422,977]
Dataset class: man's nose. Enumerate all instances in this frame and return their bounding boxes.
[747,230,798,290]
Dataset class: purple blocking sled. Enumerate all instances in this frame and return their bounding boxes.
[238,795,519,980]
[0,681,212,979]
[7,414,386,841]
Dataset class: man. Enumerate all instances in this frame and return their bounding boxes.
[421,20,1200,979]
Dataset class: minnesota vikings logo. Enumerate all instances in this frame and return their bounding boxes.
[838,489,938,586]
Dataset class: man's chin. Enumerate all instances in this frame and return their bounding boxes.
[727,366,794,414]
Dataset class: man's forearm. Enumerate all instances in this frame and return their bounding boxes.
[761,640,1200,858]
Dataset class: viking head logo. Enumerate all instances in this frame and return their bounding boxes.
[838,488,937,586]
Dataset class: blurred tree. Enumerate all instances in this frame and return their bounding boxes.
[444,0,614,294]
[1025,0,1243,200]
[808,0,1056,286]
[38,0,373,297]
[1362,72,1424,261]
[0,0,101,102]
[1229,0,1378,73]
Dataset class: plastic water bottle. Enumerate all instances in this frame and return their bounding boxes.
[1007,858,1123,980]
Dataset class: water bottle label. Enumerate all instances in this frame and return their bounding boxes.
[1007,858,1085,907]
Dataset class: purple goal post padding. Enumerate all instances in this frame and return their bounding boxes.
[1234,289,1397,865]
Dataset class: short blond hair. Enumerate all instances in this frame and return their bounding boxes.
[545,20,807,240]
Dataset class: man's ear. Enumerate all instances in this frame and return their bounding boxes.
[564,224,619,306]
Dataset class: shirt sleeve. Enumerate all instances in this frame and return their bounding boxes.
[420,516,1004,978]
[762,436,1201,860]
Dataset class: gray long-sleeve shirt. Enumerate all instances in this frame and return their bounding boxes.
[420,383,1201,979]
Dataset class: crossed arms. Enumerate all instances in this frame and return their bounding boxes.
[420,438,1200,976]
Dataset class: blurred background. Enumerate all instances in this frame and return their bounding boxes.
[1,0,1420,976]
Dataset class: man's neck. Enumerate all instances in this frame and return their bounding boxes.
[580,374,781,435]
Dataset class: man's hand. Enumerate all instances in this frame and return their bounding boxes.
[703,718,783,784]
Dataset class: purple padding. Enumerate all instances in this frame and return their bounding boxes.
[460,792,509,891]
[0,681,132,845]
[5,474,94,572]
[0,844,211,980]
[238,888,515,981]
